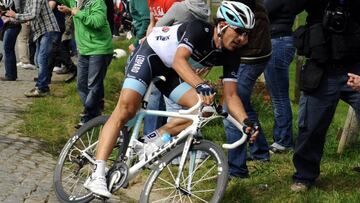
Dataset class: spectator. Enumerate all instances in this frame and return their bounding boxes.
[104,0,115,35]
[6,0,60,97]
[15,0,36,70]
[263,0,296,153]
[128,0,150,53]
[145,0,180,35]
[57,0,113,128]
[155,0,210,26]
[290,0,360,192]
[223,0,272,179]
[48,1,76,82]
[0,0,21,81]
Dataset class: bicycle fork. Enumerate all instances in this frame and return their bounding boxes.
[175,133,196,193]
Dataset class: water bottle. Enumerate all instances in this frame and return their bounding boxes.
[152,133,172,147]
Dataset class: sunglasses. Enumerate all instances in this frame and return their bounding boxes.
[231,27,250,36]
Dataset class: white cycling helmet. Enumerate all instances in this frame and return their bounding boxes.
[216,1,255,30]
[0,0,13,9]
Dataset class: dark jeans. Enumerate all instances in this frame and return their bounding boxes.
[264,36,296,148]
[77,54,113,120]
[224,63,270,177]
[48,32,76,83]
[35,31,60,91]
[292,62,360,184]
[3,26,21,80]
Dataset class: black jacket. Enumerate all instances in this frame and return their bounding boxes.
[237,0,272,64]
[264,0,296,38]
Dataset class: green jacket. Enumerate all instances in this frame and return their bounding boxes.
[130,0,150,47]
[57,0,113,55]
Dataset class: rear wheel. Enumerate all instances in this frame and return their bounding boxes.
[140,140,228,203]
[53,116,127,203]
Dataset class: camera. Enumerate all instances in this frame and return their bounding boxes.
[323,0,349,33]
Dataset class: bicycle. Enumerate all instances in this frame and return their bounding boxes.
[53,77,250,203]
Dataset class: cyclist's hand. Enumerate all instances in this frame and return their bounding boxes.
[195,82,216,106]
[242,118,260,143]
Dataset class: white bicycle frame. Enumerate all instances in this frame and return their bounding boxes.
[75,77,249,192]
[115,77,249,187]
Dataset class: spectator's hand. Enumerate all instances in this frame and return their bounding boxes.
[128,44,135,53]
[242,118,259,143]
[5,9,16,18]
[195,82,216,106]
[71,8,79,16]
[347,73,360,92]
[57,5,71,14]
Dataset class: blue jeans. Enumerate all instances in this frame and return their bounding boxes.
[77,54,113,120]
[264,36,296,148]
[35,31,60,91]
[224,63,270,177]
[143,86,166,135]
[293,63,360,184]
[3,26,21,80]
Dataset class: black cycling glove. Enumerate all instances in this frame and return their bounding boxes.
[195,82,216,96]
[242,118,260,135]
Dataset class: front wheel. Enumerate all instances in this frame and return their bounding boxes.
[53,115,127,203]
[140,140,229,203]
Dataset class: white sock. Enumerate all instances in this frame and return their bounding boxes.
[93,160,106,177]
[143,130,160,143]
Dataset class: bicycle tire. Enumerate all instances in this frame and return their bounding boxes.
[53,115,127,203]
[140,140,229,203]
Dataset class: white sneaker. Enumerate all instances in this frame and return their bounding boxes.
[16,62,24,68]
[83,175,111,198]
[22,63,37,70]
[53,66,62,72]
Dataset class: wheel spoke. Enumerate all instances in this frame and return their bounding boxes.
[166,164,177,183]
[190,165,216,189]
[157,176,177,188]
[180,152,212,185]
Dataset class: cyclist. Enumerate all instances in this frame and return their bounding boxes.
[85,1,259,198]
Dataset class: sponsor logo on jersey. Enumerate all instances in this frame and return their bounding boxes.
[162,26,170,32]
[131,55,145,73]
[155,35,170,41]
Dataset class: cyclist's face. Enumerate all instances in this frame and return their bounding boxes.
[223,27,249,51]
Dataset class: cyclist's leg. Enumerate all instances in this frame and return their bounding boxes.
[95,41,155,162]
[85,41,156,197]
[96,89,142,161]
[155,75,198,135]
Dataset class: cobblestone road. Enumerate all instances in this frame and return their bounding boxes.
[0,66,134,202]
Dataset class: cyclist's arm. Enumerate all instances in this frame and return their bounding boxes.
[172,47,204,87]
[223,81,248,123]
[223,80,258,142]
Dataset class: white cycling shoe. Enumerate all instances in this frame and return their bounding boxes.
[84,175,112,198]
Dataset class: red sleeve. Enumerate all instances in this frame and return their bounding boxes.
[163,0,180,13]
